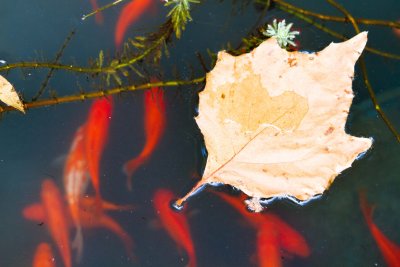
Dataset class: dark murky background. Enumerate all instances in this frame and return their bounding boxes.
[0,0,399,266]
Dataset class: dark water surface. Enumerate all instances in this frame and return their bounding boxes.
[0,0,399,266]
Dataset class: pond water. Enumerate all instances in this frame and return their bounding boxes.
[0,0,399,266]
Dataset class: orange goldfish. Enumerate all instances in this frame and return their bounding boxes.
[216,192,310,266]
[123,86,166,190]
[23,197,135,261]
[257,221,282,267]
[63,125,89,260]
[360,192,400,267]
[41,179,71,267]
[256,217,310,267]
[114,0,153,48]
[89,0,104,24]
[85,97,113,212]
[153,189,196,267]
[33,242,55,267]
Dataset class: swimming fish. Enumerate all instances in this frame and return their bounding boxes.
[33,243,55,267]
[41,179,71,267]
[257,221,282,267]
[23,196,135,261]
[123,86,166,190]
[85,97,113,213]
[360,192,400,267]
[216,192,310,266]
[153,189,196,267]
[89,0,104,24]
[63,125,89,261]
[114,0,153,48]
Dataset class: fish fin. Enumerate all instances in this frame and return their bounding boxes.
[123,156,147,191]
[100,214,136,261]
[101,199,135,211]
[91,192,104,216]
[71,226,84,263]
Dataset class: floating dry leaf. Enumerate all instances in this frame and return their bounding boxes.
[176,32,372,210]
[0,75,25,113]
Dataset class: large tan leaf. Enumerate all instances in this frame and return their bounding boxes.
[0,75,25,113]
[176,32,372,210]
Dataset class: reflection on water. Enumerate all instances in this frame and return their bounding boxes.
[0,0,399,266]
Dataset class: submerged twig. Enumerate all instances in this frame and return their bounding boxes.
[0,77,205,114]
[32,29,76,101]
[272,0,400,29]
[274,3,400,60]
[82,0,127,21]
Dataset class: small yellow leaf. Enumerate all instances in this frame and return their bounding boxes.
[0,75,25,113]
[176,32,372,210]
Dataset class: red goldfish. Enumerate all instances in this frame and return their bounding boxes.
[41,179,71,267]
[123,86,166,190]
[89,0,104,24]
[256,217,310,267]
[63,125,89,260]
[85,97,113,212]
[257,221,281,267]
[23,197,135,261]
[360,192,400,267]
[114,0,153,48]
[153,189,196,267]
[33,243,55,267]
[216,192,310,266]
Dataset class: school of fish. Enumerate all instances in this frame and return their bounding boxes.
[20,3,397,267]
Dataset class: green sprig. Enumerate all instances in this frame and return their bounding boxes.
[165,0,200,38]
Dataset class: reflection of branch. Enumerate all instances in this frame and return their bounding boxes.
[273,0,400,29]
[32,29,76,101]
[0,77,205,114]
[275,3,400,60]
[327,0,400,143]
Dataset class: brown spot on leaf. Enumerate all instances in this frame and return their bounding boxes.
[325,126,335,135]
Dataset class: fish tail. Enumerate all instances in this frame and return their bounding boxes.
[71,226,84,263]
[187,252,197,267]
[359,191,375,225]
[123,156,147,191]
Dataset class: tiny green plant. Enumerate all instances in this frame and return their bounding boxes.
[262,19,299,48]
